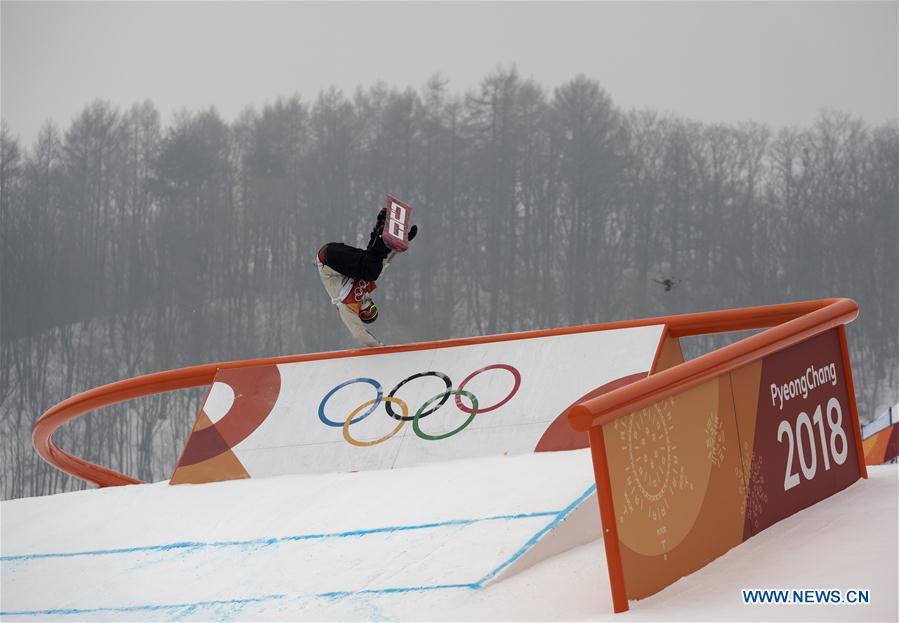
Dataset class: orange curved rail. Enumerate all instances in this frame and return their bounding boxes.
[567,297,858,430]
[32,298,857,487]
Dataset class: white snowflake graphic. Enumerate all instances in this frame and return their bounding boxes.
[614,397,693,529]
[736,440,768,530]
[705,410,727,467]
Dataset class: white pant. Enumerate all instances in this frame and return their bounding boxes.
[316,260,382,348]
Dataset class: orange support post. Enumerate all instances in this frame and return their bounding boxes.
[839,324,868,479]
[589,426,629,613]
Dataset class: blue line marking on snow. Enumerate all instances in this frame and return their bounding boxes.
[0,594,289,617]
[0,586,479,617]
[318,583,480,599]
[1,486,598,618]
[473,483,597,587]
[0,510,560,562]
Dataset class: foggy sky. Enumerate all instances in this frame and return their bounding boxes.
[2,1,897,144]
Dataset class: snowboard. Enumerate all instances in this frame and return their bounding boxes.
[381,195,413,252]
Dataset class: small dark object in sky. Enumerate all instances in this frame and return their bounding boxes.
[653,277,681,292]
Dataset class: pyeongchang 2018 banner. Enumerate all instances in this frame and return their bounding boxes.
[602,328,861,600]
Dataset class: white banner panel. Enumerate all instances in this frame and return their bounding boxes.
[171,325,664,483]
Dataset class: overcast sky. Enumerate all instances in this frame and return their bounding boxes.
[2,1,896,145]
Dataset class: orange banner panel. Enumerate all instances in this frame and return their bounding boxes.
[739,329,861,539]
[600,327,862,603]
[603,376,745,599]
[863,422,899,465]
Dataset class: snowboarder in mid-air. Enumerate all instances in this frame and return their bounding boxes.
[316,197,417,347]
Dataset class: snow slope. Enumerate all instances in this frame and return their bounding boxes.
[2,454,896,622]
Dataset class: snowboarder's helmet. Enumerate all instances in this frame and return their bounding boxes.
[359,302,378,324]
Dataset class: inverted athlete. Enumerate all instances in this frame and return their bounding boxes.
[316,207,418,347]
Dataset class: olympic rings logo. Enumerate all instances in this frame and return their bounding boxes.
[317,364,522,447]
[353,282,370,302]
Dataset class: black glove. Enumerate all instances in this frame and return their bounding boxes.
[367,223,383,250]
[408,224,418,241]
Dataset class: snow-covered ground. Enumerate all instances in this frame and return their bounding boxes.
[2,452,896,622]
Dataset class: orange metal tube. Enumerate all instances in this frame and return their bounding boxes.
[568,298,858,431]
[839,324,868,479]
[588,426,629,613]
[33,298,856,487]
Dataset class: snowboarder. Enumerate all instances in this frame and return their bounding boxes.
[316,207,417,347]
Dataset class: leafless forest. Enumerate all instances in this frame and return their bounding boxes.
[1,70,897,500]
